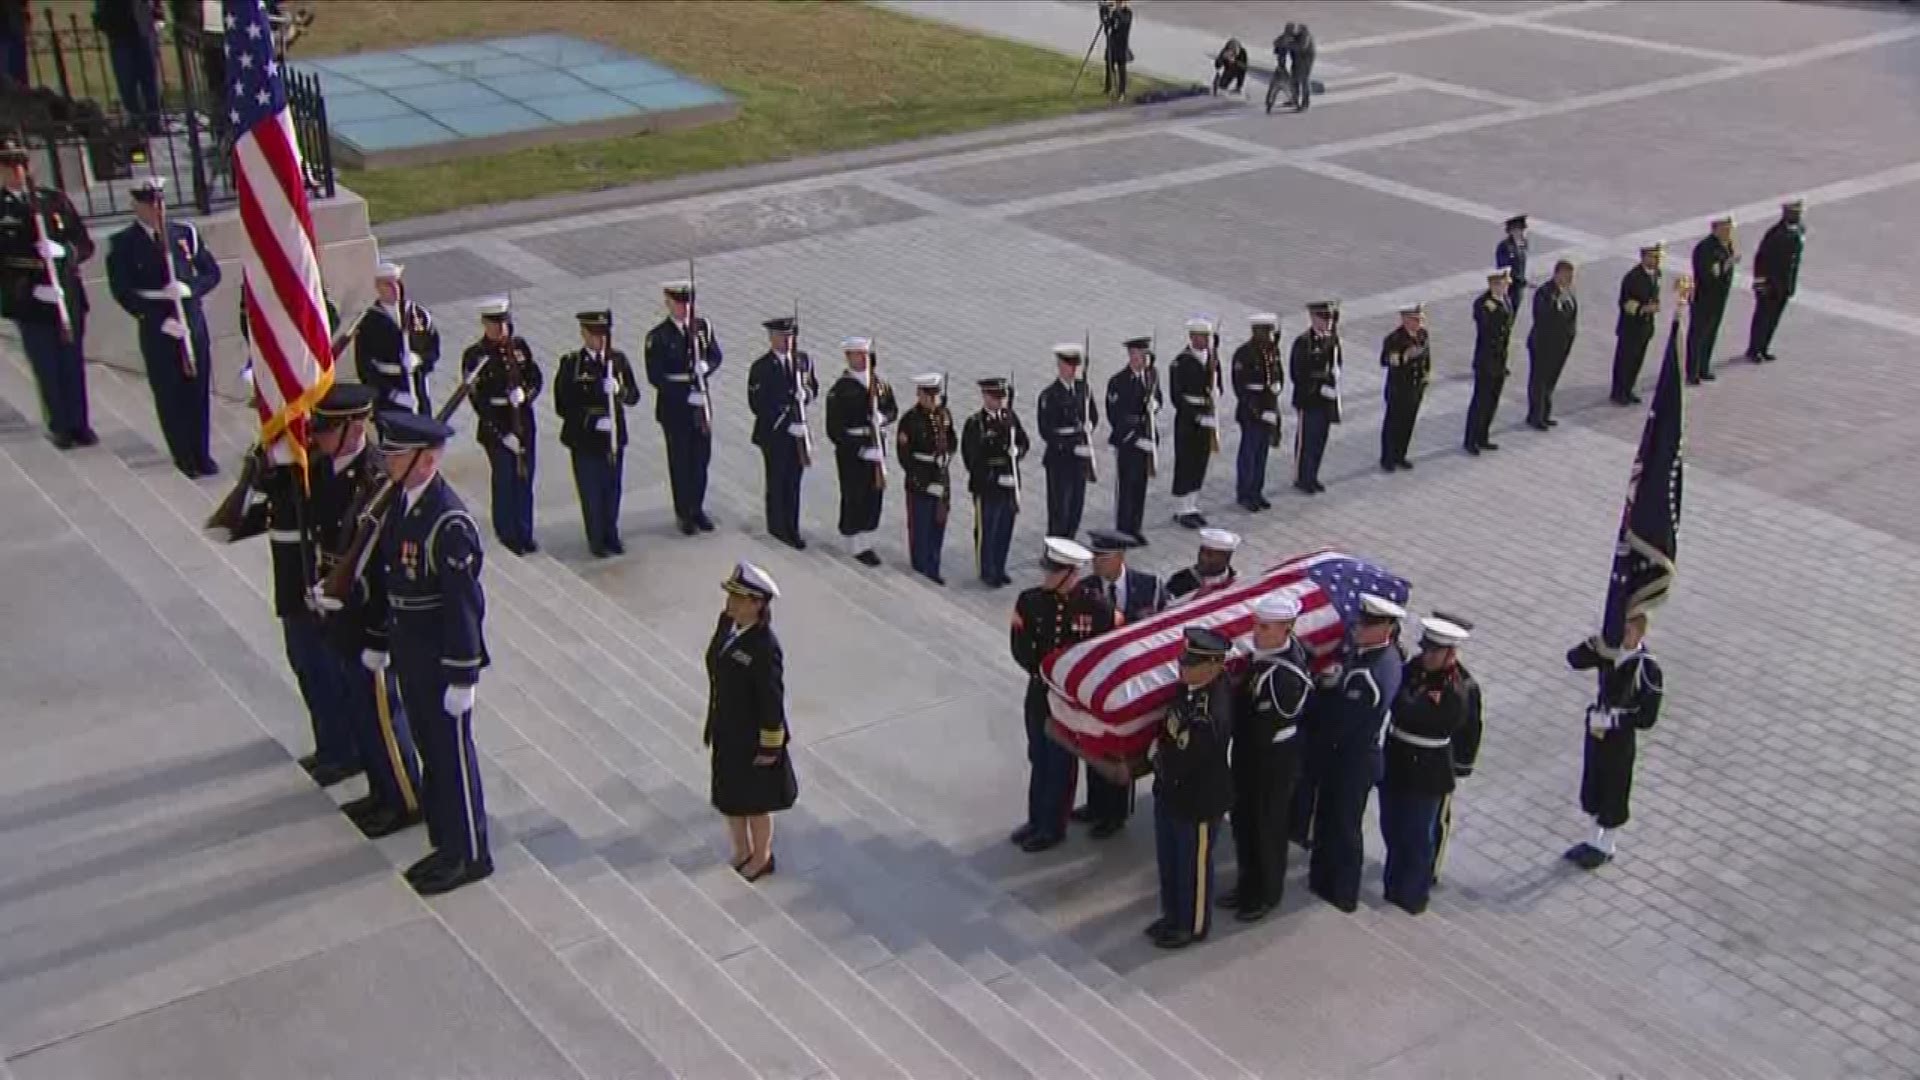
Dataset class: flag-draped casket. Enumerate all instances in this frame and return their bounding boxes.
[1042,550,1411,766]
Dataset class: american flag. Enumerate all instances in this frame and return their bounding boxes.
[225,0,333,465]
[1599,307,1686,651]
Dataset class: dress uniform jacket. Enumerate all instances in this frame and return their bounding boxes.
[1081,567,1166,624]
[1496,234,1528,310]
[230,462,314,617]
[1379,325,1430,466]
[703,615,798,816]
[1688,234,1737,378]
[960,407,1027,497]
[106,217,222,469]
[1036,379,1098,471]
[1165,564,1237,605]
[461,335,542,449]
[1569,639,1663,828]
[1471,292,1513,377]
[1011,582,1114,838]
[748,348,817,449]
[1615,265,1661,340]
[1231,339,1283,428]
[0,183,91,324]
[313,445,383,651]
[1229,637,1313,909]
[1384,660,1481,797]
[1168,346,1216,494]
[363,475,489,681]
[1153,679,1234,822]
[1105,365,1161,451]
[1528,281,1578,359]
[354,300,441,415]
[644,315,723,430]
[1307,640,1403,909]
[1289,330,1341,423]
[897,402,955,501]
[825,370,899,536]
[1753,220,1803,299]
[553,346,640,455]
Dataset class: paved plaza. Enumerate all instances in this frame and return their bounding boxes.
[6,1,1920,1077]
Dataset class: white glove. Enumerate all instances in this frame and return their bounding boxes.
[32,284,61,304]
[927,483,945,499]
[308,584,343,613]
[391,390,417,413]
[402,350,421,371]
[998,473,1018,488]
[1197,414,1217,429]
[1259,411,1279,424]
[160,318,188,340]
[361,649,389,672]
[593,416,613,432]
[161,280,193,301]
[858,446,882,463]
[239,362,255,387]
[500,433,521,454]
[1133,437,1156,453]
[35,239,65,260]
[786,423,808,438]
[444,683,476,717]
[601,376,620,395]
[508,387,526,406]
[1073,444,1093,459]
[1319,385,1338,400]
[686,391,708,407]
[1586,705,1618,735]
[695,360,711,378]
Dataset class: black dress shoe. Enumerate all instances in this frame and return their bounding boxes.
[405,850,457,883]
[1310,482,1326,493]
[1234,901,1273,923]
[1018,832,1063,854]
[1216,888,1241,909]
[739,855,777,883]
[1293,480,1315,494]
[1527,420,1549,432]
[197,459,221,477]
[1686,377,1700,387]
[694,513,715,532]
[925,573,946,586]
[72,427,99,446]
[1088,819,1124,840]
[1175,513,1203,530]
[1480,441,1500,451]
[1143,917,1169,939]
[1626,393,1643,404]
[358,806,423,839]
[412,856,494,896]
[1699,370,1716,382]
[589,546,610,559]
[1545,418,1558,428]
[1069,805,1095,824]
[1563,841,1612,870]
[522,538,540,553]
[307,761,364,788]
[1153,929,1204,950]
[1464,443,1481,456]
[1009,823,1036,846]
[1397,458,1414,470]
[49,431,77,450]
[606,538,625,555]
[175,460,200,478]
[855,550,881,567]
[678,519,699,536]
[340,795,382,821]
[297,753,320,776]
[1126,533,1148,548]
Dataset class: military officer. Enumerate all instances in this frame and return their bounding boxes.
[747,315,817,549]
[1378,615,1480,914]
[961,377,1029,587]
[1378,303,1430,472]
[1495,214,1529,313]
[1526,259,1578,430]
[1071,529,1169,837]
[461,298,542,555]
[825,336,898,567]
[553,309,640,557]
[362,412,493,895]
[1465,268,1514,454]
[705,562,796,881]
[1104,334,1161,546]
[1428,609,1483,885]
[1166,527,1239,605]
[1687,217,1737,384]
[645,279,723,534]
[1564,614,1664,870]
[1009,538,1114,853]
[106,175,221,478]
[1037,343,1098,539]
[1,134,96,448]
[1609,243,1664,404]
[1222,593,1312,922]
[1146,626,1235,949]
[1307,593,1404,913]
[353,262,440,415]
[1168,316,1219,528]
[1289,301,1341,494]
[1230,313,1283,510]
[1744,200,1804,363]
[897,373,955,585]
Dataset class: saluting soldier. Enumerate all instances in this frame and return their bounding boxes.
[1,134,96,449]
[1168,316,1218,528]
[1378,615,1480,914]
[1289,301,1341,494]
[824,336,898,567]
[1222,594,1312,922]
[1609,243,1664,405]
[1166,527,1239,605]
[1231,313,1283,511]
[1146,626,1235,949]
[1307,593,1404,913]
[1465,268,1513,454]
[462,298,542,555]
[962,377,1029,588]
[106,175,221,478]
[897,373,955,585]
[645,279,723,534]
[705,562,795,882]
[553,309,640,558]
[1526,259,1578,430]
[1495,214,1529,313]
[354,262,440,415]
[1564,614,1663,870]
[747,315,817,549]
[1072,529,1169,837]
[1037,343,1098,539]
[1009,538,1113,853]
[1687,216,1736,384]
[1378,303,1430,472]
[1744,200,1804,364]
[1105,334,1161,546]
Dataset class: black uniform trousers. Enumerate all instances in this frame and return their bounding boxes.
[1230,737,1299,910]
[1463,369,1504,448]
[662,421,711,523]
[1236,419,1272,503]
[1045,460,1087,538]
[1083,764,1132,826]
[1113,444,1150,538]
[1307,743,1379,910]
[1170,428,1209,498]
[1746,286,1790,358]
[140,317,213,473]
[975,490,1016,583]
[906,490,945,581]
[1295,407,1331,486]
[1526,342,1569,425]
[569,447,624,553]
[1380,385,1422,466]
[16,312,91,438]
[393,632,489,865]
[1155,803,1219,939]
[1023,677,1078,843]
[1378,785,1444,914]
[483,438,536,553]
[1610,322,1655,400]
[1687,292,1729,380]
[1580,728,1637,829]
[761,439,804,542]
[284,613,355,771]
[336,659,422,816]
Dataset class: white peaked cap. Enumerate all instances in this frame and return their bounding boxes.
[1248,312,1279,327]
[1253,593,1301,622]
[912,373,942,389]
[477,297,511,317]
[842,336,871,352]
[374,262,404,279]
[1043,536,1093,568]
[1053,342,1084,358]
[1198,528,1240,553]
[1360,593,1407,619]
[1184,315,1214,333]
[1420,616,1470,647]
[723,561,780,600]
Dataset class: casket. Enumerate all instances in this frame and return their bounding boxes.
[1043,549,1410,771]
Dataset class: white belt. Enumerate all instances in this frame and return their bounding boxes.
[1181,395,1209,406]
[666,374,692,383]
[1271,725,1297,744]
[487,397,509,406]
[911,452,939,463]
[1389,726,1450,750]
[1054,427,1079,435]
[268,530,303,544]
[846,426,871,437]
[373,362,403,376]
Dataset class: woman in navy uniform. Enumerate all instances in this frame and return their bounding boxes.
[1148,626,1235,949]
[353,262,440,415]
[1307,594,1405,913]
[554,309,640,557]
[705,562,795,882]
[1104,335,1160,545]
[1564,614,1663,870]
[1009,538,1113,853]
[747,316,816,549]
[461,297,542,554]
[1,135,96,449]
[1378,615,1480,914]
[644,279,723,535]
[1223,593,1312,922]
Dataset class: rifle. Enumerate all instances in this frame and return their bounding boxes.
[602,304,620,465]
[154,201,197,379]
[1145,330,1160,479]
[1006,370,1022,511]
[1264,331,1284,449]
[1207,326,1222,453]
[792,299,813,469]
[936,370,952,527]
[687,258,714,436]
[503,334,530,480]
[1080,328,1098,483]
[867,337,888,490]
[22,185,72,342]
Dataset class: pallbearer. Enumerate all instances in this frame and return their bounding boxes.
[1289,301,1340,494]
[1231,313,1282,510]
[554,309,640,557]
[1609,243,1663,404]
[1168,316,1218,528]
[1307,593,1403,913]
[1037,342,1097,539]
[354,262,440,415]
[962,377,1029,587]
[824,336,897,566]
[1073,529,1168,837]
[1104,334,1160,546]
[1744,200,1804,363]
[1464,268,1513,454]
[1687,216,1736,384]
[1222,594,1311,922]
[645,278,723,535]
[1009,538,1113,853]
[1165,527,1239,604]
[462,298,542,555]
[0,134,95,449]
[1146,626,1235,949]
[897,373,955,585]
[1378,615,1480,914]
[748,315,817,549]
[1379,303,1430,471]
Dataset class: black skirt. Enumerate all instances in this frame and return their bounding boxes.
[704,617,799,816]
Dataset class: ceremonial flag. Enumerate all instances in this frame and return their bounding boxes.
[225,0,333,466]
[1598,290,1687,651]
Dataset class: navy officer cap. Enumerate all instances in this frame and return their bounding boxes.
[978,376,1010,395]
[1122,335,1152,349]
[313,382,377,424]
[763,316,796,333]
[576,309,612,331]
[378,410,454,451]
[1505,214,1528,230]
[1086,529,1130,555]
[1179,626,1233,662]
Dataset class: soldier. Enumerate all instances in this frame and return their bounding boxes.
[1168,316,1219,528]
[645,279,723,534]
[1,134,95,449]
[1563,614,1664,870]
[747,315,817,549]
[1222,593,1312,922]
[824,336,898,567]
[1072,529,1169,837]
[1687,217,1737,384]
[553,309,640,558]
[1465,268,1513,454]
[1231,313,1282,510]
[1289,301,1341,494]
[461,298,542,555]
[1165,527,1239,604]
[1378,615,1481,914]
[1429,609,1484,886]
[362,412,492,895]
[1495,214,1529,313]
[1100,0,1132,99]
[1378,303,1430,472]
[1609,243,1664,405]
[1526,259,1578,430]
[705,562,795,882]
[1105,334,1161,546]
[897,373,955,585]
[962,377,1029,587]
[1307,593,1404,913]
[1744,200,1804,363]
[1146,626,1235,949]
[106,175,221,478]
[1037,343,1098,539]
[353,262,439,415]
[1009,538,1114,853]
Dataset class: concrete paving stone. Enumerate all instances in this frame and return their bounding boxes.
[1198,83,1507,152]
[1321,22,1711,103]
[384,245,534,309]
[1130,0,1461,47]
[899,130,1248,208]
[1540,0,1916,58]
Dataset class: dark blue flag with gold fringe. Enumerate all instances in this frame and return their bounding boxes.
[1598,278,1688,653]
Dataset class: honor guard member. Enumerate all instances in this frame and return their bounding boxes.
[897,373,955,584]
[1465,269,1514,454]
[1105,334,1161,546]
[1146,626,1235,949]
[1609,243,1664,404]
[1378,303,1430,472]
[462,298,542,554]
[554,309,640,557]
[106,175,221,478]
[1289,302,1341,494]
[1072,529,1169,836]
[1427,610,1483,886]
[1231,313,1283,510]
[1168,316,1219,528]
[1564,614,1663,870]
[962,377,1029,587]
[1687,217,1737,384]
[747,315,817,549]
[825,336,898,566]
[1526,260,1578,430]
[1166,527,1239,605]
[1744,200,1804,363]
[1,134,96,448]
[1378,615,1480,914]
[645,278,722,534]
[1222,593,1312,922]
[1495,214,1529,312]
[363,412,493,895]
[1037,342,1098,539]
[1307,593,1404,913]
[1009,538,1113,853]
[354,262,440,415]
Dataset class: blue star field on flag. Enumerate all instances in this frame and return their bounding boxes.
[1601,309,1686,650]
